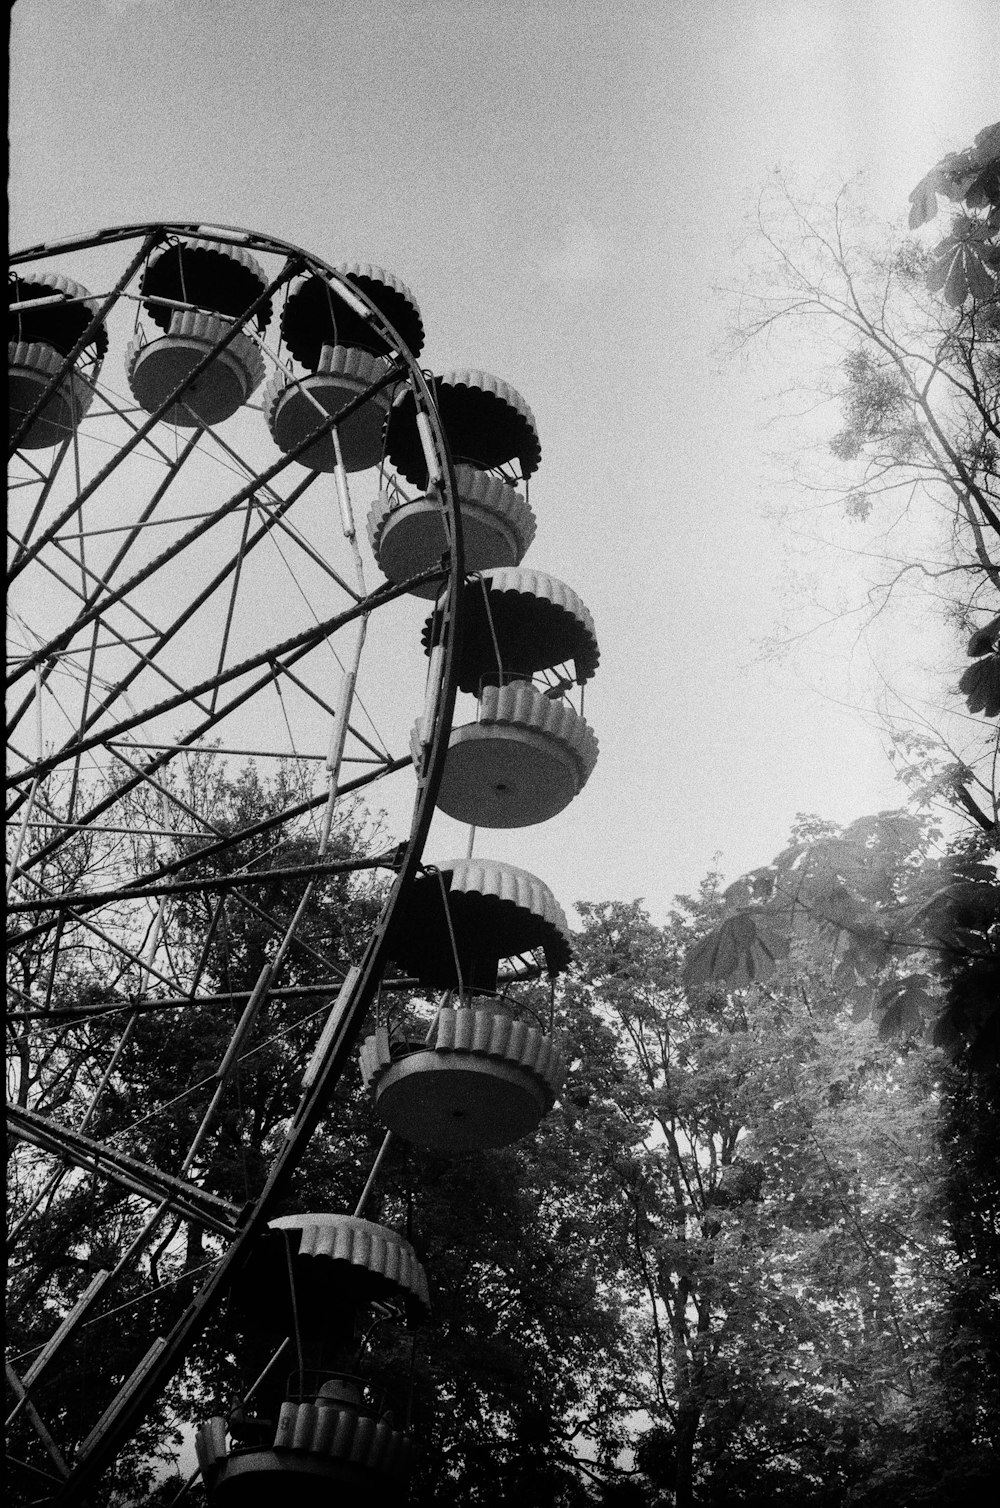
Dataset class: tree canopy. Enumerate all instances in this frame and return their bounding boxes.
[12,766,997,1505]
[7,127,1000,1508]
[736,121,999,843]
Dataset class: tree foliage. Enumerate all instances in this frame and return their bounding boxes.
[9,127,1000,1508]
[737,123,999,842]
[556,868,968,1507]
[681,808,998,1067]
[9,764,999,1504]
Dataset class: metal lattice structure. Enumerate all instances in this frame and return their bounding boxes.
[7,223,466,1500]
[7,220,604,1505]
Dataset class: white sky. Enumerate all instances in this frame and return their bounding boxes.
[9,0,1000,922]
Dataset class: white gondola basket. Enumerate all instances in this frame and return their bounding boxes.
[368,463,536,597]
[264,344,393,473]
[360,1006,566,1152]
[196,1400,414,1503]
[9,340,95,450]
[423,680,598,828]
[126,310,264,427]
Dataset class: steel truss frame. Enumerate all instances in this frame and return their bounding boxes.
[6,221,465,1502]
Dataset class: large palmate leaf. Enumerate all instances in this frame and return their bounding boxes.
[907,872,1000,950]
[958,654,1000,717]
[872,974,933,1039]
[683,909,789,988]
[908,120,1000,227]
[925,216,1000,307]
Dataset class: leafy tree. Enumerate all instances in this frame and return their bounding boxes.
[737,122,999,839]
[544,839,958,1508]
[683,808,998,1065]
[10,767,995,1505]
[7,762,639,1506]
[729,124,1000,1063]
[697,128,1000,1505]
[379,1138,634,1506]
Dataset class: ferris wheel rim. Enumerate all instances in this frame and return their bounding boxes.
[6,220,466,1501]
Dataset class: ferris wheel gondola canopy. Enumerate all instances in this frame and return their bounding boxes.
[235,1214,431,1334]
[385,369,541,486]
[140,238,273,332]
[281,264,424,367]
[422,566,600,691]
[385,857,572,992]
[9,271,110,359]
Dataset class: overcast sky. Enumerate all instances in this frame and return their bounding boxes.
[10,0,999,922]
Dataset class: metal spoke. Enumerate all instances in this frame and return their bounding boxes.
[7,1104,240,1236]
[8,259,300,583]
[9,569,427,796]
[7,221,465,1501]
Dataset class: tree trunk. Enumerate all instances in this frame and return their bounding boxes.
[673,1399,701,1508]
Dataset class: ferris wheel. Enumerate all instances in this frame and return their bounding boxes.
[6,224,600,1503]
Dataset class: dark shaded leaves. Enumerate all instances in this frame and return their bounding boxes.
[908,121,1000,228]
[958,654,1000,717]
[967,615,1000,658]
[872,974,933,1038]
[683,910,790,988]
